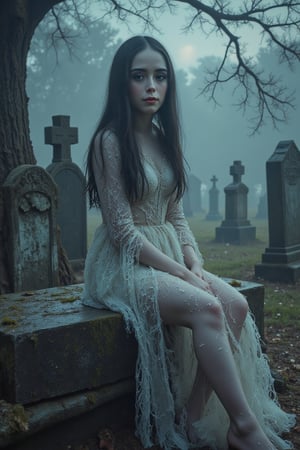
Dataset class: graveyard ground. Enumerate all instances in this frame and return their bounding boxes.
[69,215,300,450]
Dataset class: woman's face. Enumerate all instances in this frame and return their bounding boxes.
[128,47,168,116]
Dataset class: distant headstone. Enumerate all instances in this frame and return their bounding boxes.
[3,165,59,291]
[215,161,256,244]
[255,192,268,219]
[206,175,222,221]
[183,190,193,217]
[255,141,300,283]
[188,174,203,213]
[45,115,87,267]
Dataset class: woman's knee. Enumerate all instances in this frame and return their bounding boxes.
[156,276,224,329]
[232,293,249,323]
[191,297,224,330]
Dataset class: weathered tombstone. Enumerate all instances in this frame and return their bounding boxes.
[3,165,59,291]
[255,192,268,219]
[206,175,222,221]
[255,141,300,283]
[45,115,87,268]
[215,161,256,244]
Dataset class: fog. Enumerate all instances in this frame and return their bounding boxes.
[26,13,300,213]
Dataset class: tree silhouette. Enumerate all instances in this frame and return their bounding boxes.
[27,20,118,110]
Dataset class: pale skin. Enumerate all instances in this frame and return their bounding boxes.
[106,46,277,449]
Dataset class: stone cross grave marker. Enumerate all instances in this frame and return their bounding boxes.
[45,115,87,267]
[231,160,244,183]
[3,165,59,292]
[215,161,256,244]
[255,140,300,283]
[45,115,78,162]
[206,175,222,221]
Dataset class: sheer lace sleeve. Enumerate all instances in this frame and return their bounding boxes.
[166,193,203,263]
[166,193,195,246]
[93,130,144,255]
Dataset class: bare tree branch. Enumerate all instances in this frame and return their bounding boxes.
[101,0,300,132]
[45,0,92,63]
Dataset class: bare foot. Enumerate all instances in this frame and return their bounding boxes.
[227,420,276,450]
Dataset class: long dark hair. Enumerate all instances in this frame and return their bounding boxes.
[86,35,186,208]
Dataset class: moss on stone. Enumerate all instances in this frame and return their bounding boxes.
[60,296,80,303]
[86,392,97,405]
[89,317,121,357]
[29,334,39,348]
[0,400,29,434]
[1,317,17,326]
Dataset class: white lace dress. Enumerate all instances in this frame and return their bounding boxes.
[83,135,295,450]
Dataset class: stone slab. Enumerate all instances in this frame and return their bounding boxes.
[255,262,300,283]
[5,394,135,450]
[223,278,264,340]
[0,280,264,406]
[215,226,256,244]
[0,285,137,405]
[0,379,135,449]
[261,245,300,264]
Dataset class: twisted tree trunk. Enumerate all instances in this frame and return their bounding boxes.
[0,0,75,293]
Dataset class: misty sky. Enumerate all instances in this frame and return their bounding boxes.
[114,5,266,70]
[27,2,300,212]
[91,0,268,70]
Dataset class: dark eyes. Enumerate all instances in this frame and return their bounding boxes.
[156,73,167,81]
[131,73,144,81]
[131,72,167,81]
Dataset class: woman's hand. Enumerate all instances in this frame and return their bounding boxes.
[190,261,205,279]
[183,267,211,293]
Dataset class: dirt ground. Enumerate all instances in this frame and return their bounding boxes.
[68,322,299,450]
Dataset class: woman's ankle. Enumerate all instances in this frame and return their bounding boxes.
[230,412,258,436]
[228,418,276,450]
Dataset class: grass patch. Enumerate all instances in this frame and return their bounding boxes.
[264,285,300,327]
[188,214,268,279]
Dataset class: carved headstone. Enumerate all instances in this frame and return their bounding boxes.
[215,161,256,244]
[255,192,268,219]
[206,175,222,221]
[45,115,87,267]
[255,141,300,283]
[3,165,59,291]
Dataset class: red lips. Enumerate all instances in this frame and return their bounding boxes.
[143,97,158,102]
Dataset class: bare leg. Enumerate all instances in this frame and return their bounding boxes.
[157,274,275,449]
[184,366,210,442]
[185,272,249,439]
